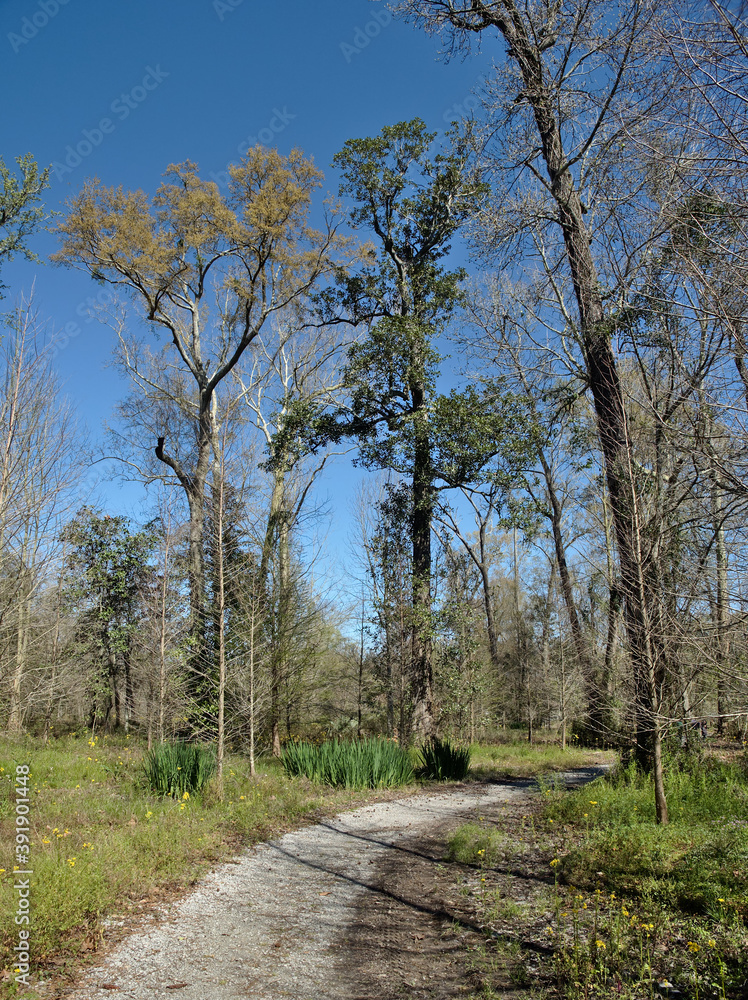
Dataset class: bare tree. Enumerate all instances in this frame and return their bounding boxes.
[236,314,348,752]
[0,297,82,732]
[396,0,681,821]
[53,152,349,689]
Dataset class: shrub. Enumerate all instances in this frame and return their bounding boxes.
[416,737,471,781]
[280,738,413,789]
[142,741,216,797]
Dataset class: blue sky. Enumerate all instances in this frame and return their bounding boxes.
[0,0,498,580]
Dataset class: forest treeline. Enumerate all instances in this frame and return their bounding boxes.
[1,0,747,822]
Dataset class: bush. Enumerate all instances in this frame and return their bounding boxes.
[416,737,471,781]
[280,738,414,789]
[142,741,216,797]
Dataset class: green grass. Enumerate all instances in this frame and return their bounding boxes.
[141,740,216,797]
[280,737,414,788]
[0,732,417,998]
[416,737,471,781]
[448,748,748,998]
[468,737,613,779]
[544,757,748,921]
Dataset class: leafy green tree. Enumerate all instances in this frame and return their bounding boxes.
[329,120,532,739]
[0,154,49,296]
[63,508,156,731]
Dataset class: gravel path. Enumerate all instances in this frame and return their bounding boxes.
[58,770,605,1000]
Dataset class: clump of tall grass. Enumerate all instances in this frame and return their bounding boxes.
[280,738,414,789]
[416,737,471,781]
[142,741,216,797]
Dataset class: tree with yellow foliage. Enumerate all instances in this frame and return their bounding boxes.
[54,150,347,700]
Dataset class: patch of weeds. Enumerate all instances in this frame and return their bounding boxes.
[141,741,216,797]
[446,749,748,998]
[486,894,523,922]
[448,823,507,867]
[541,757,748,997]
[469,740,612,780]
[279,737,414,788]
[416,737,471,781]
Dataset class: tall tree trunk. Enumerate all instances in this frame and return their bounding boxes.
[410,392,434,739]
[538,449,608,738]
[156,394,215,702]
[124,646,134,733]
[257,456,288,757]
[273,508,291,755]
[215,466,226,793]
[248,591,256,777]
[111,648,120,729]
[712,475,728,735]
[44,565,64,743]
[158,513,173,745]
[477,523,501,673]
[491,6,667,820]
[7,542,30,734]
[358,591,365,739]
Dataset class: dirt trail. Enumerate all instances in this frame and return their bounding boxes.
[55,769,605,1000]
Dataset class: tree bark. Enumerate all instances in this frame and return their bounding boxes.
[410,379,435,740]
[156,400,214,701]
[415,0,667,818]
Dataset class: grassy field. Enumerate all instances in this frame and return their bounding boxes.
[449,740,748,998]
[4,732,743,999]
[468,734,613,779]
[0,732,422,999]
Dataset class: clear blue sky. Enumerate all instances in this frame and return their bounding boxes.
[1,0,498,578]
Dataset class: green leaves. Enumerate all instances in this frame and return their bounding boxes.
[142,741,217,797]
[430,384,539,489]
[280,738,414,788]
[0,153,50,296]
[416,737,471,781]
[63,506,157,654]
[333,118,485,266]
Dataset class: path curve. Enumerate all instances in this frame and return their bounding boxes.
[59,769,606,1000]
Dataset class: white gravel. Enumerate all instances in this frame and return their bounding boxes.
[56,771,604,1000]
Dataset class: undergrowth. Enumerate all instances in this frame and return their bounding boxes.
[416,737,471,781]
[141,741,216,797]
[279,737,414,788]
[0,732,413,999]
[468,737,610,779]
[450,749,748,998]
